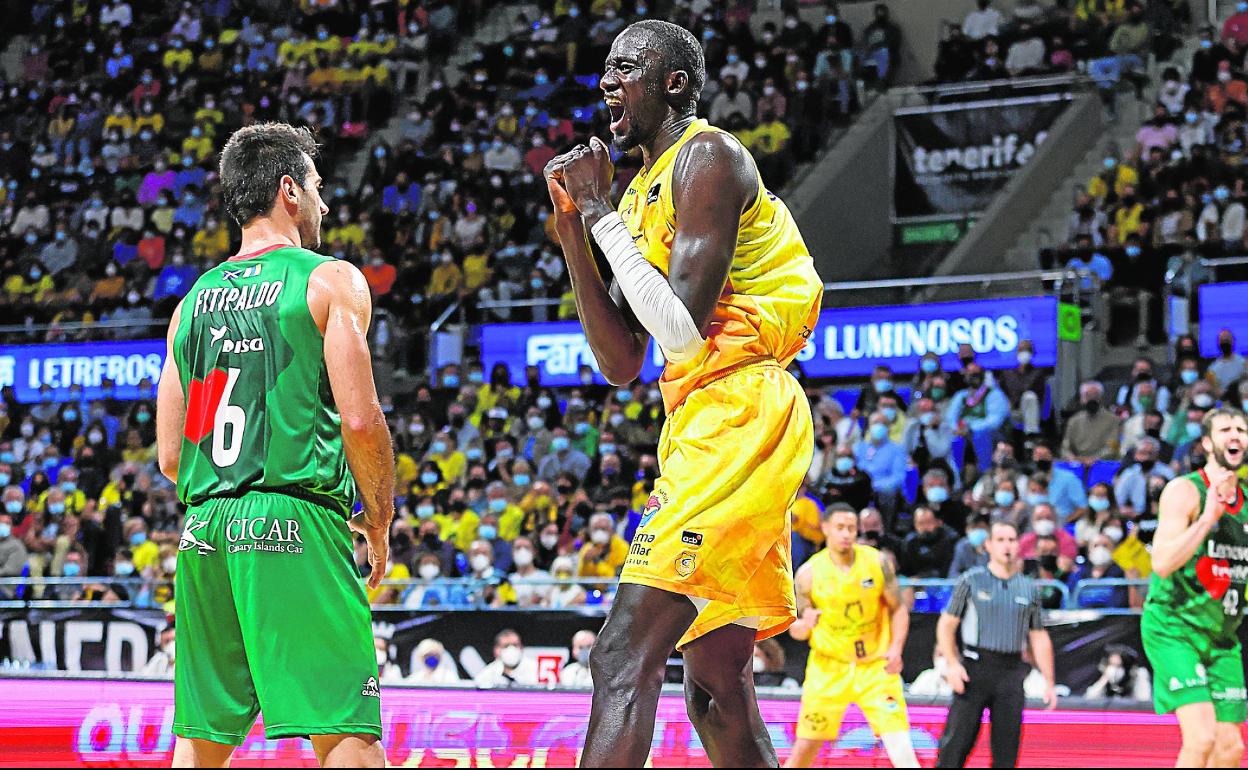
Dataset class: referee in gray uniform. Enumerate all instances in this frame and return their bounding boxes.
[935,519,1057,768]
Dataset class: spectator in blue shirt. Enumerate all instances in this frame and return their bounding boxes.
[1030,441,1086,519]
[854,412,908,529]
[1066,235,1114,291]
[174,157,207,195]
[153,252,198,301]
[173,189,205,229]
[947,362,1011,473]
[1113,438,1174,515]
[382,171,422,214]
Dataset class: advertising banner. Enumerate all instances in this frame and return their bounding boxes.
[894,95,1070,220]
[1198,282,1248,358]
[0,339,164,403]
[0,677,1197,767]
[480,297,1057,386]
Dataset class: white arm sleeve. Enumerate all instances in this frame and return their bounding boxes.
[591,212,705,363]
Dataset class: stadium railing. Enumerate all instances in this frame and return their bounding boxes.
[1069,578,1152,613]
[0,575,1081,611]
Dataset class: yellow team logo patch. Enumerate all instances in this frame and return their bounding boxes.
[675,551,697,578]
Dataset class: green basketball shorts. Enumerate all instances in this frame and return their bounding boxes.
[172,491,381,745]
[1142,610,1247,723]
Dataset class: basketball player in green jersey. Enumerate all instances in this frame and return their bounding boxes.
[1144,407,1248,768]
[156,123,394,768]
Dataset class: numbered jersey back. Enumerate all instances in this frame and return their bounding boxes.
[172,245,355,517]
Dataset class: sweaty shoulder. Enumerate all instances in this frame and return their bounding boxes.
[671,130,756,213]
[307,258,370,334]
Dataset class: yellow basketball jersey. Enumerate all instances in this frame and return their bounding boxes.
[809,544,891,664]
[616,118,823,413]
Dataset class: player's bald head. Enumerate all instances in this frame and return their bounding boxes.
[610,21,705,115]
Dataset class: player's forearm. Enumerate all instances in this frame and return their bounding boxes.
[889,605,910,654]
[936,614,961,664]
[1152,512,1217,577]
[557,224,645,385]
[1030,631,1056,687]
[342,415,396,529]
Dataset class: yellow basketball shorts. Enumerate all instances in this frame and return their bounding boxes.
[620,361,812,649]
[797,656,910,741]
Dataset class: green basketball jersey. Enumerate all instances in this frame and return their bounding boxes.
[1144,469,1248,642]
[172,245,356,517]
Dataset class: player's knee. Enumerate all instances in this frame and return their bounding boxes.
[1183,728,1217,759]
[685,656,752,705]
[589,627,658,695]
[1216,731,1244,762]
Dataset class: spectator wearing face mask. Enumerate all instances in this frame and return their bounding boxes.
[948,362,1011,473]
[559,629,596,688]
[752,638,800,691]
[854,365,903,419]
[900,506,959,578]
[905,399,959,490]
[496,536,551,608]
[947,515,990,578]
[537,427,591,483]
[1061,381,1122,466]
[1027,441,1086,520]
[918,468,968,533]
[1112,438,1175,515]
[577,512,627,580]
[407,638,462,684]
[1067,531,1129,609]
[1210,329,1246,392]
[997,340,1048,436]
[475,512,512,573]
[549,555,587,608]
[817,444,873,513]
[0,512,28,596]
[403,552,470,609]
[1108,513,1151,583]
[1018,503,1079,562]
[1084,644,1151,701]
[141,616,176,678]
[122,518,159,574]
[366,553,411,605]
[857,507,903,566]
[374,633,404,684]
[854,412,908,527]
[474,629,538,688]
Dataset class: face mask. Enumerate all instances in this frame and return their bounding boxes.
[513,474,531,487]
[551,437,570,452]
[927,486,949,504]
[500,645,522,668]
[873,379,892,394]
[0,523,11,538]
[919,412,935,427]
[478,525,498,541]
[48,502,65,515]
[115,561,134,576]
[835,457,854,474]
[1194,394,1215,409]
[967,529,988,548]
[1033,519,1056,537]
[62,562,81,577]
[600,443,618,457]
[994,490,1015,507]
[416,503,437,520]
[1181,369,1200,385]
[0,475,9,487]
[1084,399,1102,415]
[416,562,441,580]
[163,556,177,574]
[1088,496,1110,513]
[431,441,448,455]
[421,472,439,486]
[20,424,34,438]
[471,554,491,573]
[869,423,888,442]
[1103,526,1124,544]
[536,395,553,410]
[921,359,938,374]
[1090,546,1113,567]
[130,532,147,546]
[574,422,590,436]
[466,448,484,462]
[1017,350,1034,366]
[591,529,610,545]
[1220,71,1233,83]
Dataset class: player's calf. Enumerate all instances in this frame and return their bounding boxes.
[1211,724,1244,769]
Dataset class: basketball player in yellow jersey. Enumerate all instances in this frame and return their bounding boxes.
[546,19,823,769]
[787,504,918,768]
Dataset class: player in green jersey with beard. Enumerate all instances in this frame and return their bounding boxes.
[156,123,394,768]
[1145,407,1248,768]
